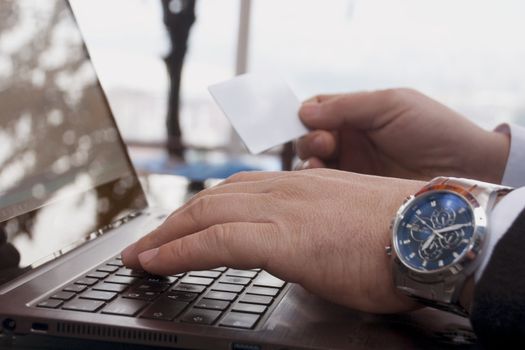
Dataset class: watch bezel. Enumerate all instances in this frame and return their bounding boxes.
[391,183,488,279]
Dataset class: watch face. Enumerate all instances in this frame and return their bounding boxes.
[395,191,476,272]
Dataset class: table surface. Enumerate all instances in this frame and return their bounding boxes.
[0,175,477,350]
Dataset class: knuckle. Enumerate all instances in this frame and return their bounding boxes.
[225,171,251,184]
[188,195,212,224]
[205,224,233,259]
[168,238,188,264]
[141,228,162,248]
[268,175,303,199]
[380,88,419,105]
[379,88,402,104]
[208,224,230,245]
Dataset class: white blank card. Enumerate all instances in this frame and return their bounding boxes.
[208,74,309,154]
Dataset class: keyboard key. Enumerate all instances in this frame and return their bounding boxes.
[189,270,221,279]
[105,276,137,285]
[106,259,124,267]
[144,276,177,284]
[239,295,273,305]
[232,303,267,314]
[226,269,257,279]
[247,286,279,297]
[50,291,76,301]
[93,282,128,293]
[63,299,105,313]
[80,290,117,302]
[75,278,98,286]
[140,297,189,321]
[219,276,250,286]
[133,282,170,293]
[220,312,260,329]
[203,291,237,302]
[101,298,147,316]
[122,290,159,301]
[194,299,230,311]
[116,268,145,278]
[171,283,206,294]
[212,267,227,272]
[63,284,87,293]
[180,276,214,286]
[166,291,198,302]
[253,272,285,288]
[86,271,109,279]
[180,309,222,325]
[211,283,244,293]
[37,299,63,309]
[97,265,119,273]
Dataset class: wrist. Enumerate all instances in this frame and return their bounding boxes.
[379,180,426,312]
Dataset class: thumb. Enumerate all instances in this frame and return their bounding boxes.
[299,90,397,131]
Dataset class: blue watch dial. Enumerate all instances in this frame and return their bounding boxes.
[395,191,475,272]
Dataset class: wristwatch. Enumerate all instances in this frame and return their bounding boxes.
[387,177,513,316]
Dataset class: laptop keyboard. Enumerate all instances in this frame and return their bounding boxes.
[36,256,287,330]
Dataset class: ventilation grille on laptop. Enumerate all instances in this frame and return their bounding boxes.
[55,322,177,344]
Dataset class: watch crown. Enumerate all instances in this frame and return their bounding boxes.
[385,245,392,256]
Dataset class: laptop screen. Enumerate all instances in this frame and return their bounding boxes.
[0,0,148,287]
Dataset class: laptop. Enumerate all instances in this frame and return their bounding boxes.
[0,1,475,349]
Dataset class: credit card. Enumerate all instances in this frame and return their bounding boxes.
[208,73,308,154]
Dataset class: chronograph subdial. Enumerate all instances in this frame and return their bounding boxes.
[408,222,431,242]
[430,207,456,229]
[418,239,443,262]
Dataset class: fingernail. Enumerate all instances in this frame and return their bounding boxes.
[301,160,311,170]
[120,242,136,262]
[138,248,159,265]
[300,103,321,120]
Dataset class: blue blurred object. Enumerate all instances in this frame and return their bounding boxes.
[132,155,261,182]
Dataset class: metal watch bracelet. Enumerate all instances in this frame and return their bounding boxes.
[391,177,513,317]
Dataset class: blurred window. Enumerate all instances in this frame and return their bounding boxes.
[72,0,525,147]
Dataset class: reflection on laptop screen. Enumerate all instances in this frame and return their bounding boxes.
[0,0,147,286]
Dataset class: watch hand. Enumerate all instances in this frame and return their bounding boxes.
[435,223,471,235]
[415,215,445,239]
[421,234,436,251]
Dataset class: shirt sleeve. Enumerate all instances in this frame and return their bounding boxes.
[468,127,525,346]
[470,201,525,347]
[473,123,525,281]
[475,186,525,282]
[495,123,525,187]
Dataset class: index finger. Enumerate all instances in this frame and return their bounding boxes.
[137,222,278,275]
[122,192,274,269]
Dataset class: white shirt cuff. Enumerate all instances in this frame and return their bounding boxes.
[475,186,525,282]
[495,123,525,188]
